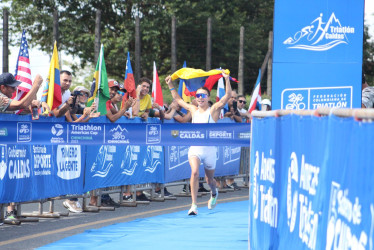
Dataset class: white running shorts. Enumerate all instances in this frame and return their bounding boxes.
[188,146,217,170]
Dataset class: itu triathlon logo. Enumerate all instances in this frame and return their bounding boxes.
[286,93,306,110]
[283,12,354,51]
[17,122,32,142]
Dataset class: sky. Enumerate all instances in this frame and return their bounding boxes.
[0,1,374,79]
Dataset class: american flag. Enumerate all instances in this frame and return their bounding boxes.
[13,30,32,114]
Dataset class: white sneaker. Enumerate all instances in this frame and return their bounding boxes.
[208,188,218,210]
[188,204,198,215]
[63,200,83,213]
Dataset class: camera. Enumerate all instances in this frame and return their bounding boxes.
[70,91,86,114]
[70,90,84,108]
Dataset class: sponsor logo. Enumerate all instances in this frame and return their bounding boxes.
[7,146,30,180]
[91,145,116,177]
[178,130,205,139]
[70,124,102,140]
[144,146,162,173]
[238,132,251,139]
[33,145,51,176]
[284,12,355,51]
[171,130,179,138]
[209,131,232,139]
[121,146,139,175]
[57,145,81,180]
[17,122,31,142]
[0,128,7,136]
[281,87,352,110]
[107,125,129,144]
[51,124,65,143]
[146,124,161,144]
[326,182,369,250]
[0,145,7,180]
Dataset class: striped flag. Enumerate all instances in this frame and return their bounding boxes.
[41,41,62,112]
[216,77,228,118]
[121,51,136,109]
[248,69,262,114]
[152,61,164,106]
[13,30,32,114]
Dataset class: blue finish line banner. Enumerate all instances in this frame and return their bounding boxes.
[0,121,250,146]
[249,114,374,250]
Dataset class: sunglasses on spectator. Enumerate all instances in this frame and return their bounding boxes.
[238,100,247,104]
[196,93,208,98]
[81,92,89,97]
[117,90,125,96]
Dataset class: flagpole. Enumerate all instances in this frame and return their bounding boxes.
[95,44,104,110]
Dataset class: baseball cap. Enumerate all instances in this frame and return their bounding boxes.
[108,79,120,88]
[73,86,90,95]
[261,99,271,107]
[0,73,21,88]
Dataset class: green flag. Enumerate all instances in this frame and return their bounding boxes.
[87,44,110,115]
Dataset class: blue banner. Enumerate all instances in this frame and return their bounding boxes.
[84,145,164,191]
[0,144,84,203]
[164,146,241,183]
[0,121,250,146]
[249,114,374,249]
[272,0,364,110]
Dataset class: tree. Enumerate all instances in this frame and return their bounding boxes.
[2,0,275,95]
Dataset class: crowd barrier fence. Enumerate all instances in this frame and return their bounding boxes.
[0,114,250,224]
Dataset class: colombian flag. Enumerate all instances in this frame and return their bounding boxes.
[171,68,236,97]
[41,41,62,111]
[87,44,110,114]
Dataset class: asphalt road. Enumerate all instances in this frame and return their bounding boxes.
[0,182,249,250]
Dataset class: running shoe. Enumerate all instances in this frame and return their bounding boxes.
[188,204,198,215]
[136,193,151,201]
[123,195,133,202]
[156,188,174,197]
[101,195,121,208]
[63,199,83,213]
[208,188,218,210]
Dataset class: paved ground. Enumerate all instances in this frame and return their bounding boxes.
[0,182,249,250]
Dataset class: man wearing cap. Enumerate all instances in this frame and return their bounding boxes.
[0,72,43,113]
[105,79,134,122]
[0,72,43,222]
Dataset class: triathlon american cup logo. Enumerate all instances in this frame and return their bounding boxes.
[283,12,355,51]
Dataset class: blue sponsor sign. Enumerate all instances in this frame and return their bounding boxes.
[272,0,364,110]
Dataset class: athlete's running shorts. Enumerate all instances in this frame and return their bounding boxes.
[188,146,217,170]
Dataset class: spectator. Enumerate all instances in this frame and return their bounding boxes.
[237,95,251,120]
[0,72,43,221]
[132,77,152,119]
[261,99,272,111]
[65,86,100,123]
[124,77,152,201]
[39,70,74,117]
[105,79,134,123]
[362,74,374,108]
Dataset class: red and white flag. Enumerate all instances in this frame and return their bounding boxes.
[248,69,262,114]
[152,61,164,106]
[13,30,32,114]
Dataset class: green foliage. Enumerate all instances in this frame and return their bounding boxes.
[2,0,274,96]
